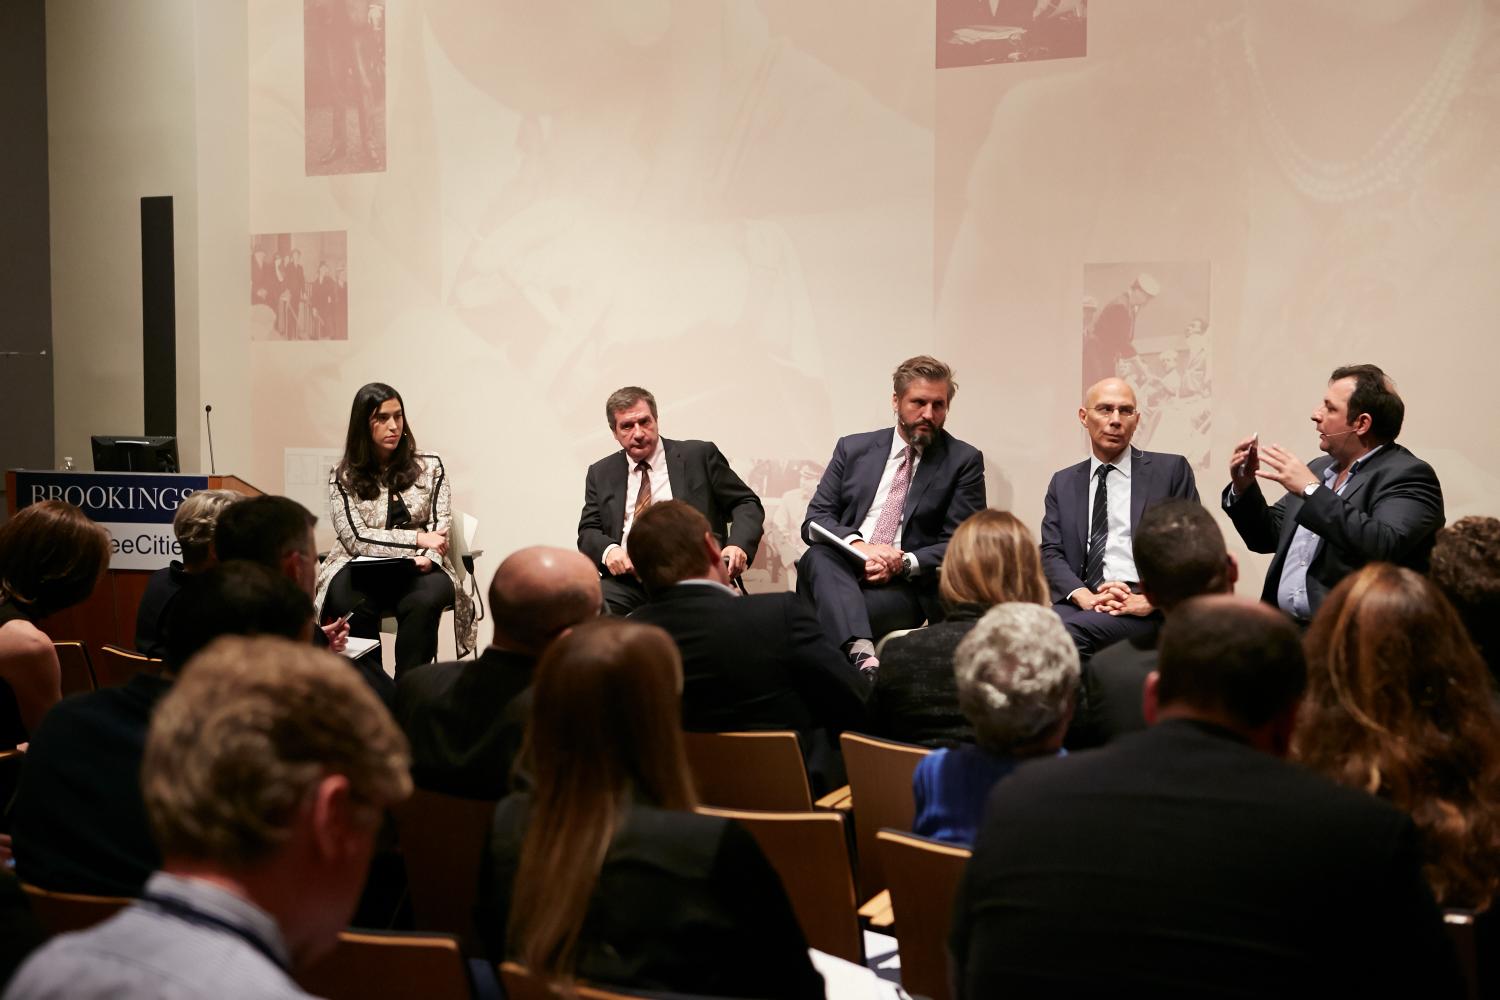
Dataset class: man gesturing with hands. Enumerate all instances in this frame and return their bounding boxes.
[1223,363,1444,622]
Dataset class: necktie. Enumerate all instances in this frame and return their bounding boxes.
[632,461,653,523]
[870,447,914,547]
[1083,464,1114,591]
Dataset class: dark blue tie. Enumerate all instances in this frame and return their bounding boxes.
[1084,464,1114,591]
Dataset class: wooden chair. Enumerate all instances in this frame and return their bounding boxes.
[51,641,97,696]
[499,962,674,999]
[840,732,931,900]
[682,731,812,812]
[296,930,470,1000]
[19,883,130,935]
[391,788,496,946]
[1444,909,1480,1000]
[696,807,862,963]
[877,829,971,1000]
[95,645,162,688]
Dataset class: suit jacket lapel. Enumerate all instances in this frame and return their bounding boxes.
[1129,447,1150,530]
[1332,446,1390,509]
[663,438,691,504]
[850,429,895,527]
[903,433,945,522]
[1072,460,1091,557]
[605,452,629,540]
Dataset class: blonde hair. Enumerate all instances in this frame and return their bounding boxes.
[172,489,244,566]
[143,636,411,867]
[938,509,1048,609]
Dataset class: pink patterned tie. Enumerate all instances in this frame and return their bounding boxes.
[869,447,913,547]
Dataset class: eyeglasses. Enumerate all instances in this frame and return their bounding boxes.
[1091,404,1138,418]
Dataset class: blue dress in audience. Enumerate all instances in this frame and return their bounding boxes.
[912,744,1063,847]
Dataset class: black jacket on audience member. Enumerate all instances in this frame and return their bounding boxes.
[10,674,172,897]
[394,646,534,800]
[866,606,983,748]
[1067,631,1158,750]
[133,561,193,660]
[951,718,1464,998]
[477,794,823,999]
[629,584,868,794]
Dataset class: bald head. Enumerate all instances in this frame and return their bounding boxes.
[1079,379,1140,462]
[1155,596,1305,734]
[488,547,602,655]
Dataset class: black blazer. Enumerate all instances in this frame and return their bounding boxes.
[1040,447,1199,603]
[477,795,824,1000]
[952,719,1463,998]
[1223,442,1444,613]
[577,439,764,570]
[866,609,982,748]
[394,646,535,800]
[630,584,868,793]
[800,427,986,570]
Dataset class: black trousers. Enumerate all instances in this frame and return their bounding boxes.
[795,544,936,647]
[600,574,649,616]
[325,563,454,675]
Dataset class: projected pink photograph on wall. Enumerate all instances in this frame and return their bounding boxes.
[740,458,827,593]
[304,0,386,175]
[250,232,348,342]
[1083,261,1211,471]
[937,0,1086,69]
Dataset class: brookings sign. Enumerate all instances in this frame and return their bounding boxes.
[16,471,210,571]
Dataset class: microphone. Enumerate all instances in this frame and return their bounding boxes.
[204,403,217,475]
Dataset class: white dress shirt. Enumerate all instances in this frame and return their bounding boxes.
[604,440,673,563]
[852,427,924,572]
[1086,448,1138,585]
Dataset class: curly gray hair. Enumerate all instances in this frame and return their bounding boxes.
[954,603,1080,752]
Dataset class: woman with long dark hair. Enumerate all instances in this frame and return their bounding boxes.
[315,383,474,673]
[1294,563,1500,914]
[476,618,823,998]
[0,501,110,746]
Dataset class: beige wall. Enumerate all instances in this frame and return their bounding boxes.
[49,1,1499,634]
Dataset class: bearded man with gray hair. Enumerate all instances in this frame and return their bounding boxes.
[910,603,1079,846]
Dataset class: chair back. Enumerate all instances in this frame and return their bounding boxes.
[841,732,931,899]
[51,642,97,697]
[392,788,496,946]
[297,931,469,1000]
[877,829,971,1000]
[95,645,162,688]
[1444,909,1480,1000]
[696,807,862,963]
[682,731,811,812]
[19,883,131,936]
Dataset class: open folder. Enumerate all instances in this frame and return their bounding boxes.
[809,521,869,565]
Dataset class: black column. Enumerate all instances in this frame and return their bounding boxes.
[140,195,176,438]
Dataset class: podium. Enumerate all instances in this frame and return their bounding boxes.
[4,470,262,660]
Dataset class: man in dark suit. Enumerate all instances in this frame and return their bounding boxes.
[1041,377,1200,657]
[578,386,764,615]
[395,546,601,800]
[798,356,986,674]
[951,596,1463,997]
[1068,499,1237,749]
[1225,363,1444,623]
[628,500,867,794]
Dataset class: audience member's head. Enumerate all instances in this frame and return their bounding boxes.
[954,603,1079,755]
[1146,596,1305,753]
[489,546,603,656]
[1429,516,1500,682]
[0,500,111,620]
[1294,563,1500,910]
[938,509,1048,610]
[172,489,244,572]
[144,636,410,964]
[1133,500,1237,612]
[510,618,695,976]
[213,496,319,595]
[627,500,726,596]
[165,561,315,671]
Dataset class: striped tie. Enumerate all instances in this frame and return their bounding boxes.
[1083,463,1114,591]
[632,462,653,522]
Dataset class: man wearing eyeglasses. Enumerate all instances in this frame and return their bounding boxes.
[1041,378,1200,657]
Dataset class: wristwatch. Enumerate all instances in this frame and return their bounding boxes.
[1301,482,1320,498]
[901,552,918,577]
